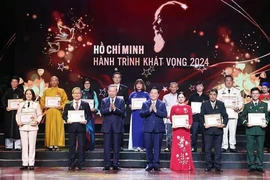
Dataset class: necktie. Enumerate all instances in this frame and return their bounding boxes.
[254,102,258,106]
[228,89,230,94]
[212,102,215,109]
[27,102,30,108]
[111,98,114,104]
[75,102,79,110]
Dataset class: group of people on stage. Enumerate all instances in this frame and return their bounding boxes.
[1,73,270,172]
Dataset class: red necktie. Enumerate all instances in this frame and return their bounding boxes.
[75,102,79,110]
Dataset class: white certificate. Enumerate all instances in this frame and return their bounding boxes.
[8,99,23,110]
[223,96,237,108]
[45,97,61,108]
[191,102,202,114]
[262,100,270,111]
[204,114,222,127]
[248,113,266,126]
[19,112,36,125]
[131,98,146,110]
[117,96,124,99]
[82,99,94,109]
[68,110,85,122]
[172,115,189,128]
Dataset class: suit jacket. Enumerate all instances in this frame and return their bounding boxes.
[100,97,125,133]
[240,101,269,135]
[105,84,129,106]
[62,100,92,133]
[200,100,229,135]
[140,99,167,133]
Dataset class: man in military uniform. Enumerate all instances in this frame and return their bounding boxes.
[218,75,243,152]
[240,87,269,173]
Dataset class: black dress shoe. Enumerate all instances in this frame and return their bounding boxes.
[230,149,237,153]
[154,167,161,171]
[78,167,85,170]
[204,168,211,172]
[257,168,265,173]
[221,148,227,153]
[191,148,197,152]
[215,168,223,172]
[68,167,75,170]
[29,166,34,170]
[145,166,153,171]
[20,166,28,170]
[103,166,110,171]
[113,166,121,170]
[5,148,12,151]
[248,168,256,172]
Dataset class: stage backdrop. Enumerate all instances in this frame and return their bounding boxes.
[15,0,270,109]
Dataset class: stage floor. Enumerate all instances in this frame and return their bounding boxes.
[0,167,269,180]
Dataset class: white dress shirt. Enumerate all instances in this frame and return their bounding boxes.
[73,100,82,110]
[162,93,178,124]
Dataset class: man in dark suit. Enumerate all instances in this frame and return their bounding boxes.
[140,87,167,171]
[200,88,228,172]
[105,72,129,150]
[100,84,125,171]
[62,87,92,171]
[240,87,269,173]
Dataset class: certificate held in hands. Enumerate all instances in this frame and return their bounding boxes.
[172,115,189,128]
[131,98,146,110]
[8,99,23,110]
[19,112,36,125]
[82,99,94,109]
[223,96,237,108]
[191,102,202,114]
[204,114,222,127]
[68,110,85,123]
[45,97,61,108]
[248,113,266,126]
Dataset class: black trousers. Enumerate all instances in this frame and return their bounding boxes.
[204,134,223,169]
[191,121,205,151]
[68,132,86,168]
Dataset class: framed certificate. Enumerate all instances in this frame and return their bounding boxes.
[248,113,266,126]
[68,110,85,122]
[8,99,23,110]
[45,97,61,108]
[117,96,124,99]
[18,112,36,125]
[262,100,270,111]
[204,114,222,127]
[82,99,94,109]
[223,96,237,108]
[191,102,202,113]
[131,98,146,110]
[172,115,189,128]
